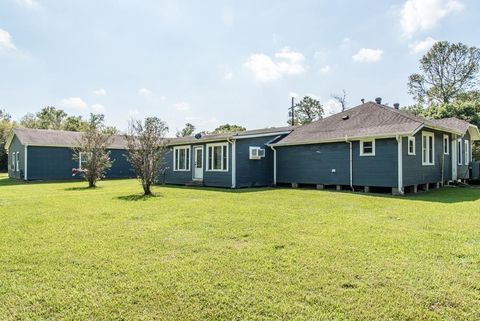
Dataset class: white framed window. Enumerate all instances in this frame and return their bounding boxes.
[465,140,470,165]
[360,139,375,156]
[422,131,435,165]
[443,134,449,155]
[249,146,265,160]
[207,143,228,171]
[79,152,91,170]
[457,139,463,165]
[16,152,20,172]
[11,152,16,171]
[173,146,191,171]
[407,137,416,155]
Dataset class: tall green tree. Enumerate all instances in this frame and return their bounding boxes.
[212,124,246,134]
[408,41,480,104]
[288,96,324,125]
[176,123,196,137]
[20,106,67,130]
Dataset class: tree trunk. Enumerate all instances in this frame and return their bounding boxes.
[88,179,96,188]
[143,183,152,195]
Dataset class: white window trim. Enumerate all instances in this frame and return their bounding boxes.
[79,152,92,170]
[464,140,470,165]
[457,138,463,165]
[11,152,16,171]
[407,136,416,155]
[173,146,191,171]
[206,142,229,172]
[422,131,435,166]
[443,134,449,155]
[359,139,375,156]
[249,146,265,160]
[16,152,20,172]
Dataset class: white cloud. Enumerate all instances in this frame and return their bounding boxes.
[244,47,306,82]
[409,36,437,53]
[16,0,41,8]
[138,88,152,98]
[320,65,332,74]
[224,71,233,80]
[160,95,167,101]
[0,29,16,50]
[90,104,105,113]
[323,99,342,115]
[92,88,107,96]
[173,102,191,112]
[400,0,464,36]
[60,97,88,110]
[352,48,383,63]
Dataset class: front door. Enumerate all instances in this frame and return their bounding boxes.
[193,146,203,180]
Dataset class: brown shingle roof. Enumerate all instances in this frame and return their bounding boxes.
[168,126,295,145]
[12,128,128,149]
[429,117,471,134]
[273,102,461,146]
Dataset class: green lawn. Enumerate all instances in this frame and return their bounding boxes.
[1,174,480,320]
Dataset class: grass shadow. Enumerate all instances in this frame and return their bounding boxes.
[117,194,161,201]
[159,184,274,194]
[64,186,103,191]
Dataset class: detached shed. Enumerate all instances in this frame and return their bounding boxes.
[5,128,134,181]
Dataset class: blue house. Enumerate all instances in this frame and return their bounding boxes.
[162,126,294,188]
[269,100,480,194]
[6,100,480,194]
[5,128,134,181]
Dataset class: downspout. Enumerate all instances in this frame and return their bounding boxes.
[24,145,28,181]
[269,145,277,186]
[396,135,404,195]
[227,138,236,188]
[345,135,353,191]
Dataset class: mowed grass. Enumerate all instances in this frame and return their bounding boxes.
[1,174,480,320]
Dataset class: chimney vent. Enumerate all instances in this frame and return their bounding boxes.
[393,103,400,109]
[361,98,365,104]
[375,97,382,104]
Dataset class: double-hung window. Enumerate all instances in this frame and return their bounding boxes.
[465,140,470,165]
[422,131,434,165]
[79,152,91,170]
[443,135,449,155]
[360,139,375,156]
[173,146,191,171]
[11,152,16,171]
[207,143,228,171]
[16,152,20,172]
[457,139,463,165]
[408,137,416,155]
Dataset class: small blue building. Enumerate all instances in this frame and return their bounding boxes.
[5,128,134,181]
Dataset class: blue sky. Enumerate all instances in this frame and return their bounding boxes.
[0,0,479,135]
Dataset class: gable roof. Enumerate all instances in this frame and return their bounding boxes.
[430,117,480,140]
[272,101,470,146]
[6,128,128,150]
[168,126,295,146]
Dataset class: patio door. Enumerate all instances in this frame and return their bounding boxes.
[193,146,203,180]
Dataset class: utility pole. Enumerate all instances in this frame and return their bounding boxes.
[289,97,295,125]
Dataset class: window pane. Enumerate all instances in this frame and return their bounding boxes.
[175,149,178,170]
[208,147,213,169]
[196,149,202,168]
[179,149,185,169]
[213,146,221,169]
[186,148,190,170]
[458,141,462,164]
[223,145,227,170]
[428,136,433,163]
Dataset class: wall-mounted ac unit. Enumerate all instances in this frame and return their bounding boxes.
[249,146,265,160]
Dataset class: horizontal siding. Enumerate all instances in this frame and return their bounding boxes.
[7,136,24,180]
[402,130,453,186]
[276,139,397,187]
[235,135,282,188]
[28,146,133,181]
[163,142,233,188]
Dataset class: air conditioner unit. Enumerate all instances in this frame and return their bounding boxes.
[249,146,265,160]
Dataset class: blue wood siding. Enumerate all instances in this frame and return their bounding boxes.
[402,130,453,186]
[235,135,282,187]
[163,142,233,188]
[7,136,25,179]
[276,139,397,187]
[27,146,133,181]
